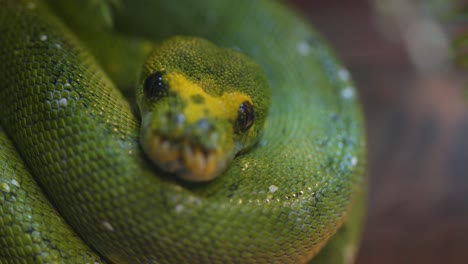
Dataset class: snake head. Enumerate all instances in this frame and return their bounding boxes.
[137,36,271,182]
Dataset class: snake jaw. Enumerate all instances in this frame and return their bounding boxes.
[142,131,231,182]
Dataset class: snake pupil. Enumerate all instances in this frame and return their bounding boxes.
[144,71,167,98]
[235,101,255,133]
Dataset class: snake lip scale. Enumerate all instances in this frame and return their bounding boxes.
[144,132,226,181]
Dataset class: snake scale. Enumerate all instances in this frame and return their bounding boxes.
[0,0,366,263]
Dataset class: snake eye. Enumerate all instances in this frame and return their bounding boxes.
[235,101,255,133]
[144,71,167,98]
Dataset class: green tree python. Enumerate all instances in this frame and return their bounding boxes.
[0,0,367,263]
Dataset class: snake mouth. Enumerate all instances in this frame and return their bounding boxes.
[143,133,228,182]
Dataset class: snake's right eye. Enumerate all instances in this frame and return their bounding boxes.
[235,101,255,133]
[144,71,167,98]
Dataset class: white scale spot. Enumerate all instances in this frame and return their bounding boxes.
[55,43,62,49]
[341,87,354,99]
[269,185,279,193]
[338,68,350,81]
[11,179,19,187]
[175,204,184,213]
[297,41,310,55]
[101,221,115,232]
[242,162,249,171]
[59,98,67,107]
[351,157,358,166]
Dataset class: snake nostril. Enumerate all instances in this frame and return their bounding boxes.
[168,112,185,136]
[157,112,186,137]
[172,113,185,125]
[196,118,213,132]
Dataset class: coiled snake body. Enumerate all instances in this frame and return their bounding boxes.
[0,0,366,263]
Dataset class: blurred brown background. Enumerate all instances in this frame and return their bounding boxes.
[288,0,468,263]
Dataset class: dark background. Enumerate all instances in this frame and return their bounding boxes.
[288,1,468,263]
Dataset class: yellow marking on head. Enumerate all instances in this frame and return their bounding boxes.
[166,72,252,124]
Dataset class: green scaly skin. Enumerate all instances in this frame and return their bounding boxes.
[0,0,366,263]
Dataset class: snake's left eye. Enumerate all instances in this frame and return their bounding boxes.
[144,71,167,98]
[235,101,255,133]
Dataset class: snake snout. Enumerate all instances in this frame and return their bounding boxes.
[157,111,219,148]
